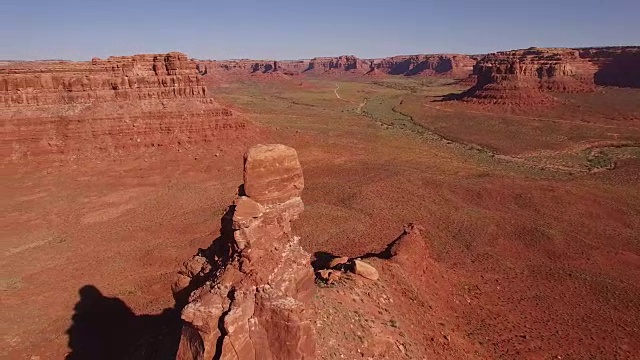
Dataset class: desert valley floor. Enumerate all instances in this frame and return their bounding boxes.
[2,70,640,359]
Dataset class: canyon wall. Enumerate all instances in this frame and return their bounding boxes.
[1,52,250,159]
[305,55,372,73]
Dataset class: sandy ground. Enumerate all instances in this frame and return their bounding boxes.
[2,77,640,359]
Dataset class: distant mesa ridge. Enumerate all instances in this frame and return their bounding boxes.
[194,46,640,90]
[198,53,478,77]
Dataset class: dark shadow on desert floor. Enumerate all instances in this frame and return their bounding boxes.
[66,285,182,360]
[436,89,472,102]
[65,203,241,359]
[311,228,407,271]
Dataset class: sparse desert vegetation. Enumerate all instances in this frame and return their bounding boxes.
[2,46,640,359]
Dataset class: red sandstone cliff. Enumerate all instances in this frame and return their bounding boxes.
[1,52,250,159]
[1,52,207,106]
[462,48,598,105]
[200,59,311,76]
[173,144,316,359]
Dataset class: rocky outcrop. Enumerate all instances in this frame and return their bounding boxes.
[173,144,316,360]
[388,223,429,265]
[462,48,598,105]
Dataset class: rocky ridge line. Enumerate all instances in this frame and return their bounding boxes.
[200,53,477,78]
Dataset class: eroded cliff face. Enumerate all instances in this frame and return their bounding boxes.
[305,55,372,73]
[173,144,316,360]
[462,48,597,105]
[1,52,207,106]
[460,46,640,105]
[1,52,250,159]
[372,54,476,77]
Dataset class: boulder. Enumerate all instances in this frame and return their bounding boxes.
[353,260,379,281]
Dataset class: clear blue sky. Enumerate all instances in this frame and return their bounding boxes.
[1,0,638,60]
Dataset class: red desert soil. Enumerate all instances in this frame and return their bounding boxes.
[2,53,640,359]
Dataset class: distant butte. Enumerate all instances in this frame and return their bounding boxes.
[459,46,640,106]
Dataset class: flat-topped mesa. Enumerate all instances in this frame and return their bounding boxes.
[174,144,315,360]
[306,55,372,73]
[463,48,598,105]
[0,52,251,158]
[1,52,206,106]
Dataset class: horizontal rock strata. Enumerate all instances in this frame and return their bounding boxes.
[0,52,248,158]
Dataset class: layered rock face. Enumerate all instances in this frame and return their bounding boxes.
[173,144,316,360]
[371,54,476,77]
[0,52,249,159]
[463,48,598,105]
[1,52,206,106]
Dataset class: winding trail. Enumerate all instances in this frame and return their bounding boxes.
[333,84,342,99]
[356,98,368,114]
[333,83,367,112]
